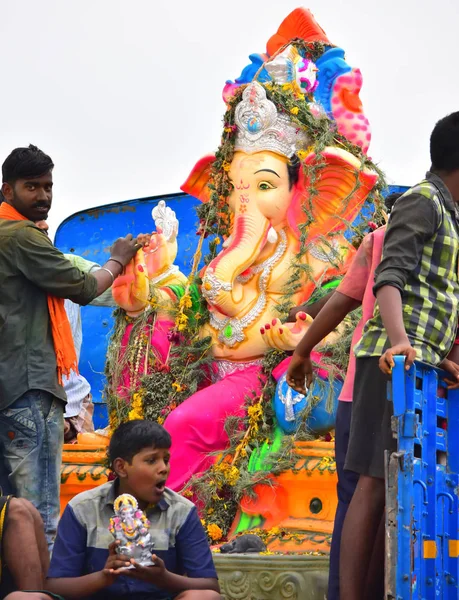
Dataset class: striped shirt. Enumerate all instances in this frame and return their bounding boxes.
[355,172,459,365]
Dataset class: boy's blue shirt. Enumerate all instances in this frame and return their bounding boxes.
[48,480,217,600]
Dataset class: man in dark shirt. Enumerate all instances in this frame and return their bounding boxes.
[0,145,140,549]
[340,113,459,600]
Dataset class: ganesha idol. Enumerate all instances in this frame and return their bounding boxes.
[107,7,380,534]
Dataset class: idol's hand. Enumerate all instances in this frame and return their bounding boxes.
[260,312,313,352]
[112,249,150,315]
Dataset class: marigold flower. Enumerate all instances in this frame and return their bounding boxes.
[290,106,299,115]
[207,523,223,542]
[297,150,308,161]
[128,392,144,420]
[179,294,192,309]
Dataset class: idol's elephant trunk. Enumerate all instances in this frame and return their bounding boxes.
[202,210,270,317]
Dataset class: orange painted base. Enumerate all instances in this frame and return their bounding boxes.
[60,443,110,515]
[230,440,337,553]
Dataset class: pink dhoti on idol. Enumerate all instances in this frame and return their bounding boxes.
[166,360,265,491]
[108,7,380,546]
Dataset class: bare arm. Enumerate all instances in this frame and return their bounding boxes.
[287,290,335,322]
[159,573,220,592]
[92,235,142,297]
[295,292,360,358]
[447,340,459,364]
[376,285,408,347]
[46,541,133,599]
[16,229,141,304]
[287,292,360,394]
[47,572,112,599]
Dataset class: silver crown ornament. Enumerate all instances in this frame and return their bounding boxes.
[234,82,309,159]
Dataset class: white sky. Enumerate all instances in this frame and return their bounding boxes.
[1,0,458,236]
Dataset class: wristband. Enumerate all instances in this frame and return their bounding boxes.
[108,258,124,270]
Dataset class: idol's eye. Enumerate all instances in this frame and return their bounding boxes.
[258,181,276,191]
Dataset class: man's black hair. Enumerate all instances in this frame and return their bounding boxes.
[430,112,459,173]
[2,144,54,184]
[384,192,403,213]
[108,420,171,467]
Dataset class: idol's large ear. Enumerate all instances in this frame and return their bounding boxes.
[180,155,215,203]
[287,146,378,241]
[266,8,332,56]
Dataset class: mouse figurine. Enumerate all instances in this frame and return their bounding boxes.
[220,533,267,554]
[109,493,154,566]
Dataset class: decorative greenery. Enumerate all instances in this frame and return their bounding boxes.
[104,38,387,545]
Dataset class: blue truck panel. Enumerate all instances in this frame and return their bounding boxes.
[387,357,459,599]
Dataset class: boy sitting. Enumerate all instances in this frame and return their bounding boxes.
[46,420,221,600]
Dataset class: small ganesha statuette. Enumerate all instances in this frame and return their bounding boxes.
[109,493,154,566]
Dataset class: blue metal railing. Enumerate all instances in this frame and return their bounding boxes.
[386,357,459,599]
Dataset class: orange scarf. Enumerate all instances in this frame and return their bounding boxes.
[0,202,78,383]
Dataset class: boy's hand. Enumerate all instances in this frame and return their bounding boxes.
[439,358,459,389]
[102,541,132,583]
[124,555,167,585]
[379,343,417,374]
[286,352,313,394]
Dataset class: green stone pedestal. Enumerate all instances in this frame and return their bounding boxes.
[214,553,329,600]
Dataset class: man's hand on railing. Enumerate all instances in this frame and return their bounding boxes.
[439,358,459,390]
[379,342,417,375]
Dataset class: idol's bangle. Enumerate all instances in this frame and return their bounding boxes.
[107,257,125,270]
[99,267,115,284]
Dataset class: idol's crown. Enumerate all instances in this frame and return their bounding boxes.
[234,82,309,159]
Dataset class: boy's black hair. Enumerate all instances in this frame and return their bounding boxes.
[430,112,459,173]
[384,192,403,213]
[108,420,171,468]
[2,144,54,184]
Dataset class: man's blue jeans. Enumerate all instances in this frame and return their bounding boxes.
[0,389,64,550]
